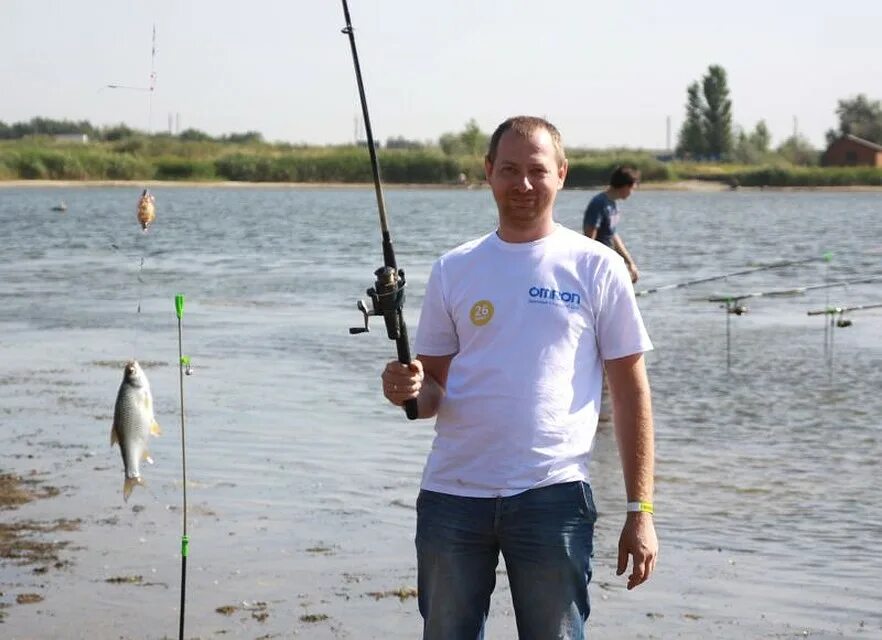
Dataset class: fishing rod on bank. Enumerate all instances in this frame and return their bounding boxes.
[807,301,882,369]
[174,294,193,640]
[341,0,418,420]
[635,253,833,297]
[706,274,882,371]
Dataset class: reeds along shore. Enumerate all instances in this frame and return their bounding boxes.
[2,137,882,187]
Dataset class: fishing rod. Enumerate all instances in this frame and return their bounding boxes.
[706,274,882,371]
[341,0,418,420]
[807,301,882,369]
[635,253,832,297]
[707,274,882,306]
[103,24,157,131]
[174,294,192,640]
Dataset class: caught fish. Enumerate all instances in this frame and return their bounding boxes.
[111,360,161,501]
[136,189,156,231]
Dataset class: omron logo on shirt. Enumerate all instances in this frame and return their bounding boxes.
[528,286,581,309]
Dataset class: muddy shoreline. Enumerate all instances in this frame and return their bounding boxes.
[0,473,75,623]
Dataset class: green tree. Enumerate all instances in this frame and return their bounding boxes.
[749,120,771,153]
[439,119,488,157]
[825,94,882,145]
[732,121,772,164]
[102,124,136,141]
[222,131,264,144]
[385,135,424,150]
[676,66,734,159]
[179,128,213,142]
[701,65,733,157]
[676,82,707,157]
[777,134,819,166]
[459,119,488,156]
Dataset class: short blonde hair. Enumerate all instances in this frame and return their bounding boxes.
[486,116,566,167]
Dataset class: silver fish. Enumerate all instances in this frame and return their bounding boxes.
[111,360,161,501]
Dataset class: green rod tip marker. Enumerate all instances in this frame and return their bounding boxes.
[822,251,833,262]
[175,294,185,319]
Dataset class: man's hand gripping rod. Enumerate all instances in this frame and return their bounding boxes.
[341,0,418,420]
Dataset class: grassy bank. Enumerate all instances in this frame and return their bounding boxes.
[2,136,881,187]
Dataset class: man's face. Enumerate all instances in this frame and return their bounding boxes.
[620,182,637,200]
[485,128,567,230]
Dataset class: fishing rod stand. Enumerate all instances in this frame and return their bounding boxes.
[807,306,856,370]
[707,296,750,372]
[349,266,408,340]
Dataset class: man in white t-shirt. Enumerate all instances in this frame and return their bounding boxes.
[381,116,658,640]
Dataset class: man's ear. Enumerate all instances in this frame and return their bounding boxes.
[558,159,568,190]
[484,156,493,182]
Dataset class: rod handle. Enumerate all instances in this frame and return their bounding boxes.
[395,322,419,420]
[403,398,418,420]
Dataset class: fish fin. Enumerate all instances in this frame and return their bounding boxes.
[123,476,144,502]
[144,455,154,465]
[150,420,162,436]
[110,425,119,447]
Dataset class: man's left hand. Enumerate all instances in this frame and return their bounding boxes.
[616,512,657,589]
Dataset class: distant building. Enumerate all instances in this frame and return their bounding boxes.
[53,133,89,144]
[822,134,882,167]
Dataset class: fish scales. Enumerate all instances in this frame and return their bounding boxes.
[111,360,161,501]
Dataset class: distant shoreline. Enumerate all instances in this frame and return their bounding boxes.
[3,178,882,192]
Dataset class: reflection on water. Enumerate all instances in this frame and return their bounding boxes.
[0,186,880,638]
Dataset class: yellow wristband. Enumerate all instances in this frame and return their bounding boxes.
[627,501,653,514]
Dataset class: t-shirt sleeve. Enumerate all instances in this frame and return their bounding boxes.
[583,196,605,230]
[414,259,459,356]
[595,257,653,360]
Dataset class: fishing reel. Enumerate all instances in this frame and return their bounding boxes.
[719,301,748,315]
[350,266,408,340]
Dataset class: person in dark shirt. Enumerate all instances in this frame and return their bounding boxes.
[583,166,641,282]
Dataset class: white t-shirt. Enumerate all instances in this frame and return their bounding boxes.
[414,224,652,497]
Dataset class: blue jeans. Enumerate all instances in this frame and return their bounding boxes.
[415,481,597,640]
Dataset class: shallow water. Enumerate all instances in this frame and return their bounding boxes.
[1,185,881,639]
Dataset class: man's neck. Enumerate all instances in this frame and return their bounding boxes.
[605,187,623,201]
[496,218,556,243]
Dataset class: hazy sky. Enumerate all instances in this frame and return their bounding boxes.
[3,0,880,150]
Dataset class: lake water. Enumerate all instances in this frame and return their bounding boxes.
[1,185,880,639]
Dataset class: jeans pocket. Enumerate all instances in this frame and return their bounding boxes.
[579,482,598,524]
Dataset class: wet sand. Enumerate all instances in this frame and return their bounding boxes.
[1,395,874,640]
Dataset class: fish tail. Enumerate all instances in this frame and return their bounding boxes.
[123,476,144,502]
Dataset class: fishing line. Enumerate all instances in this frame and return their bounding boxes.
[103,24,159,357]
[131,255,146,360]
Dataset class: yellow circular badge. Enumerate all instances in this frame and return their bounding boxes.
[469,300,494,326]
